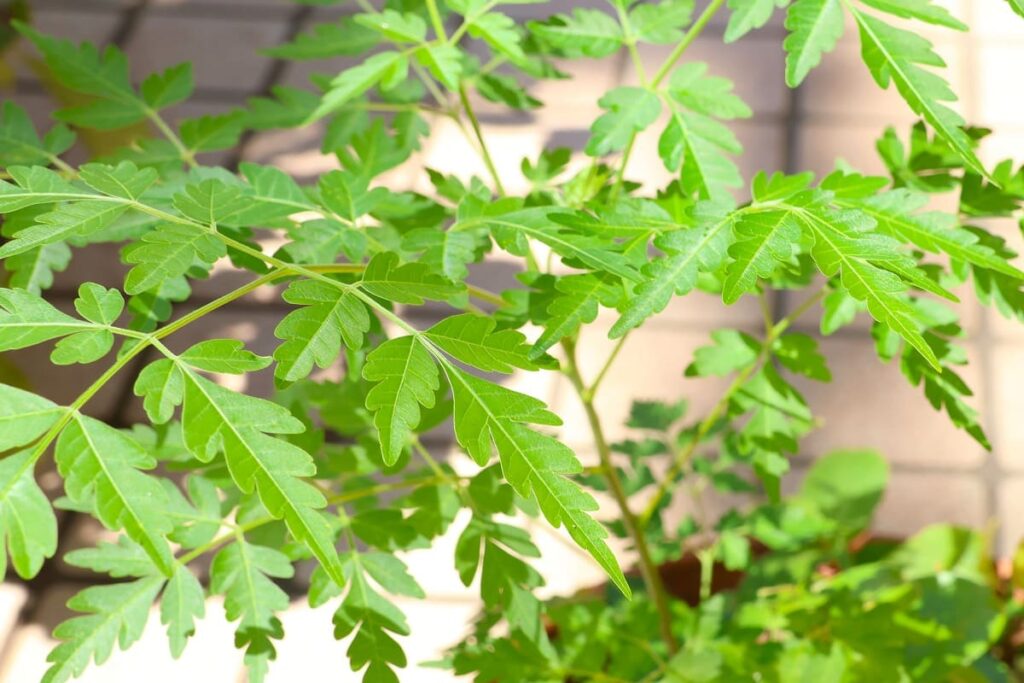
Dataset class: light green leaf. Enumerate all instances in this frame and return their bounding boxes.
[415,44,463,90]
[43,577,165,683]
[0,449,58,580]
[447,367,629,597]
[79,161,158,200]
[313,51,408,120]
[0,102,74,167]
[722,209,802,303]
[468,12,525,61]
[0,382,63,451]
[161,566,205,658]
[265,17,379,60]
[274,279,371,382]
[0,200,128,259]
[660,63,750,198]
[363,336,440,465]
[629,0,695,44]
[685,329,761,377]
[133,359,184,424]
[355,9,427,42]
[783,0,845,87]
[360,251,463,304]
[612,203,734,337]
[140,63,194,110]
[179,339,272,374]
[426,313,538,373]
[210,540,291,673]
[860,0,968,30]
[528,8,624,58]
[587,86,661,157]
[173,179,248,225]
[0,288,103,352]
[852,9,985,177]
[56,414,175,575]
[74,282,124,325]
[123,223,226,294]
[532,274,622,358]
[178,370,345,584]
[837,188,1024,280]
[725,0,785,42]
[64,537,156,579]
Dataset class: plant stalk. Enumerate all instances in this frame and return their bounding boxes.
[561,338,678,654]
[457,83,506,196]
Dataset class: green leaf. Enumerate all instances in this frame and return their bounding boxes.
[313,51,408,120]
[3,238,71,294]
[79,161,158,200]
[722,209,802,303]
[0,166,81,213]
[425,313,538,373]
[15,22,148,130]
[446,367,630,597]
[783,0,845,87]
[334,553,410,683]
[795,202,941,368]
[773,332,832,381]
[528,8,624,58]
[210,541,292,672]
[179,339,272,374]
[274,279,371,382]
[363,336,440,465]
[63,536,156,579]
[468,12,525,61]
[798,449,888,530]
[133,359,184,424]
[123,223,226,295]
[629,0,695,44]
[0,449,58,580]
[355,9,427,42]
[612,203,734,337]
[725,0,784,42]
[660,63,750,198]
[161,566,205,658]
[140,63,194,110]
[56,414,175,575]
[851,9,985,177]
[1006,0,1024,18]
[836,188,1024,280]
[587,86,661,157]
[265,17,379,59]
[177,370,345,584]
[0,102,74,167]
[415,44,463,90]
[0,200,128,259]
[74,282,124,325]
[0,288,105,353]
[173,179,248,225]
[860,0,968,30]
[532,273,622,358]
[402,227,484,281]
[0,382,63,451]
[627,399,688,431]
[685,329,761,377]
[43,577,165,683]
[180,112,245,153]
[360,251,463,304]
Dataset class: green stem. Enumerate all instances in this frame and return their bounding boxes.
[458,83,506,196]
[561,337,678,654]
[425,0,449,40]
[586,332,630,401]
[698,548,715,601]
[650,0,727,88]
[145,108,197,168]
[637,287,826,527]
